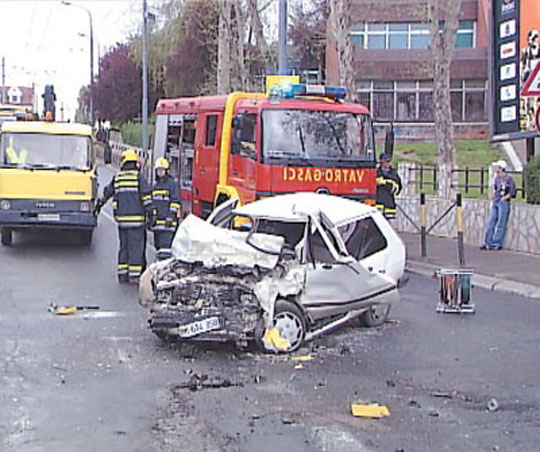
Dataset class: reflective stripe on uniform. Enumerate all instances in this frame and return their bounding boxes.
[116,215,145,222]
[118,264,128,275]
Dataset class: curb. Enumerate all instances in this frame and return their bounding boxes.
[406,260,540,300]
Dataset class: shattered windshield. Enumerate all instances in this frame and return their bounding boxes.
[262,109,374,162]
[0,132,92,170]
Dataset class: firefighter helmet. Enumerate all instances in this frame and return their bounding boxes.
[121,149,138,164]
[155,157,170,170]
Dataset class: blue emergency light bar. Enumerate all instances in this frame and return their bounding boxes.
[270,83,347,100]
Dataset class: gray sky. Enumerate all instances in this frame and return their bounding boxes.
[0,0,151,121]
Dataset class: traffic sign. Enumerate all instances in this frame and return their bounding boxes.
[521,60,540,96]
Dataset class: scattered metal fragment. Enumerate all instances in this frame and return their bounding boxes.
[487,398,499,412]
[431,392,453,399]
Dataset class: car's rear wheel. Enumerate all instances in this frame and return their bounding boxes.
[359,303,391,327]
[270,300,307,353]
[1,228,13,246]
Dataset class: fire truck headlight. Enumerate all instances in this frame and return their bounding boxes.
[80,201,91,212]
[0,200,11,210]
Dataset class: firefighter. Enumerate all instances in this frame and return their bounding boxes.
[375,153,402,220]
[96,149,151,283]
[149,157,180,260]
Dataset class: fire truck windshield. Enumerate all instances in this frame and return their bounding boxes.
[262,109,374,163]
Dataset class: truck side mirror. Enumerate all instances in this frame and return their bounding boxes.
[384,123,394,160]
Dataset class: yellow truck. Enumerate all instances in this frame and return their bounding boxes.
[0,121,98,246]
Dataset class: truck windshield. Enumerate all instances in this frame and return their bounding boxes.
[0,132,91,170]
[262,109,374,163]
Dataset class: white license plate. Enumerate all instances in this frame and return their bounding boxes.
[178,316,220,338]
[38,214,60,221]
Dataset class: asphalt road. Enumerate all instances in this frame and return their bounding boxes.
[1,167,539,451]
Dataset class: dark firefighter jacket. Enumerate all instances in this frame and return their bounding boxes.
[376,166,402,219]
[102,165,151,228]
[150,174,180,232]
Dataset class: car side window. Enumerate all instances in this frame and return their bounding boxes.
[310,229,337,264]
[338,217,387,260]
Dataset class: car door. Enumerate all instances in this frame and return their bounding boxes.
[299,218,395,320]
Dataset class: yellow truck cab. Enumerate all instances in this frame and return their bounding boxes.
[0,121,98,246]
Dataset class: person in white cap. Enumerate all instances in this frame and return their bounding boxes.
[481,160,516,250]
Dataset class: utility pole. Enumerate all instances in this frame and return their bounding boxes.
[142,0,149,159]
[278,0,287,75]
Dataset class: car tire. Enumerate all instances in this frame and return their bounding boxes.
[359,303,391,327]
[80,230,93,246]
[267,300,307,353]
[1,228,13,246]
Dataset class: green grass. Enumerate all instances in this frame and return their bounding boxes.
[394,139,506,167]
[119,122,155,148]
[393,139,524,200]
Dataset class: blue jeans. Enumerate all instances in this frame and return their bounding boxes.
[484,199,510,249]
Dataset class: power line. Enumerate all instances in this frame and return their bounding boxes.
[38,4,54,50]
[25,3,37,49]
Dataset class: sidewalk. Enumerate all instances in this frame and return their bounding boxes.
[400,232,540,299]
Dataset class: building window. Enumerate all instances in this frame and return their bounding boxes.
[455,21,475,48]
[357,79,487,123]
[350,21,476,50]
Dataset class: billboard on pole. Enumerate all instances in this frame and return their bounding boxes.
[491,0,540,139]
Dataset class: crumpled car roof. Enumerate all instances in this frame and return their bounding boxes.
[233,192,377,225]
[171,214,285,270]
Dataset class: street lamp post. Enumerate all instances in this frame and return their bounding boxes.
[142,0,149,159]
[62,1,94,126]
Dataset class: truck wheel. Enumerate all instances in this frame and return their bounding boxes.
[359,303,391,327]
[1,228,13,246]
[80,230,93,246]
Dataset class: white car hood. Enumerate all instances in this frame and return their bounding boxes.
[171,214,285,270]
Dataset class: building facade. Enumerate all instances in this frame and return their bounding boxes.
[0,85,35,111]
[326,0,490,140]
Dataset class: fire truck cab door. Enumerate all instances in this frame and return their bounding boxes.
[193,113,222,218]
[229,112,258,205]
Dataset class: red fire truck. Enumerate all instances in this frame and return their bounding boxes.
[151,84,386,218]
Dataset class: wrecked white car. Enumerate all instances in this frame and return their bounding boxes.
[139,193,406,353]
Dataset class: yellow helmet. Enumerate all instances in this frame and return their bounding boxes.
[121,149,138,164]
[155,157,170,170]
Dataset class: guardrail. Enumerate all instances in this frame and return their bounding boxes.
[95,141,144,168]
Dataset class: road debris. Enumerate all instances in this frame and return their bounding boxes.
[263,327,291,351]
[351,403,390,418]
[294,363,303,370]
[487,398,499,412]
[175,372,242,392]
[48,303,100,315]
[291,355,314,362]
[431,391,453,399]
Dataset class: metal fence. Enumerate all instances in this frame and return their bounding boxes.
[407,165,526,198]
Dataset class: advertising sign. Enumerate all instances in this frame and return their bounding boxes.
[492,0,540,138]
